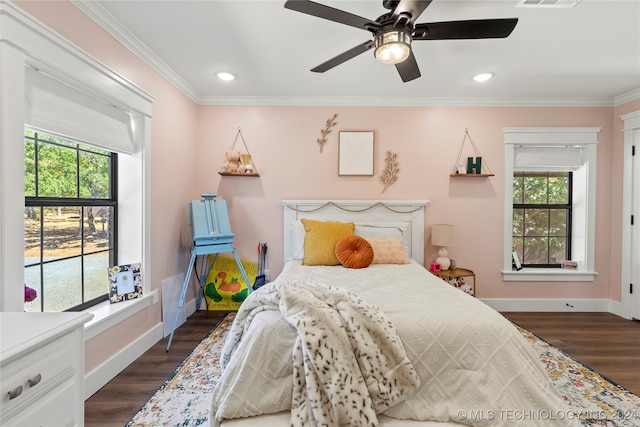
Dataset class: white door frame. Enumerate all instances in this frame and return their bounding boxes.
[620,110,640,320]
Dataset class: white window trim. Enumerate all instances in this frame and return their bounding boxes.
[502,127,600,281]
[0,1,155,313]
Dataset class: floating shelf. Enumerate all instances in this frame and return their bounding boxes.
[218,172,260,177]
[450,173,495,177]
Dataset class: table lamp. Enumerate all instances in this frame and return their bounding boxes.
[432,224,454,270]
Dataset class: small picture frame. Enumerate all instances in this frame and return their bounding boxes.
[109,263,142,303]
[512,250,522,271]
[338,131,374,176]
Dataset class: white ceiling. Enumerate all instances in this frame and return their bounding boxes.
[73,0,640,106]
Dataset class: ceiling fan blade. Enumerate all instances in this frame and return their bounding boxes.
[413,18,518,40]
[284,0,376,30]
[392,0,433,25]
[395,50,421,82]
[311,41,374,73]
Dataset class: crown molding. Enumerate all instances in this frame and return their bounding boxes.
[614,89,640,107]
[196,95,617,107]
[70,0,199,104]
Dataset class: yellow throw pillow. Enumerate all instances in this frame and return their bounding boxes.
[301,219,355,266]
[368,238,409,264]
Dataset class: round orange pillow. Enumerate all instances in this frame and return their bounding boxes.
[335,235,374,269]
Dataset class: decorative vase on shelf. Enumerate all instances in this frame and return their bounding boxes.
[449,259,457,270]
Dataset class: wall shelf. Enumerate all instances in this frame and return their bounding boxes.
[219,172,260,177]
[450,173,494,177]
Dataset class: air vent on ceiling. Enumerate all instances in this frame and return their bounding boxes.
[517,0,581,7]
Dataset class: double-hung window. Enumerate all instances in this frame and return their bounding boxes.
[24,130,117,312]
[503,128,599,281]
[512,171,572,267]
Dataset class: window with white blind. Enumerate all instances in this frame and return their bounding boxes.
[503,127,600,281]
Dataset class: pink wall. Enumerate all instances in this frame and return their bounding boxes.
[200,105,618,301]
[12,1,638,379]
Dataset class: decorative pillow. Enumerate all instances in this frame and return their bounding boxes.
[368,238,409,264]
[301,219,355,266]
[335,235,374,269]
[354,221,411,258]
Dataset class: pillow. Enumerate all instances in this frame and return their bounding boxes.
[301,219,355,266]
[354,221,411,258]
[368,238,409,264]
[335,235,374,269]
[290,220,306,260]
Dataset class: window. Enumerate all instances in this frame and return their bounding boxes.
[503,127,599,282]
[24,130,117,312]
[512,172,572,267]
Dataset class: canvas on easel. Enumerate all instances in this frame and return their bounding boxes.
[203,255,257,311]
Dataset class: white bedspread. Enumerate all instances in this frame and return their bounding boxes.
[213,261,580,426]
[211,280,420,427]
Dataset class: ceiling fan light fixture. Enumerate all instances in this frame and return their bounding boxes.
[374,30,412,64]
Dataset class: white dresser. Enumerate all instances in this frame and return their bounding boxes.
[0,312,93,427]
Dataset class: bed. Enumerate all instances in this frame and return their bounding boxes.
[211,200,578,427]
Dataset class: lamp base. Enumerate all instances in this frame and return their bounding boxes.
[436,256,451,270]
[436,247,451,270]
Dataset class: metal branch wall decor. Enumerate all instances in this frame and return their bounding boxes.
[316,113,338,152]
[379,150,399,193]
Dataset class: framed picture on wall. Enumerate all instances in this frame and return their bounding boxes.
[339,131,374,176]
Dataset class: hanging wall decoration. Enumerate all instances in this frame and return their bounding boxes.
[450,128,494,177]
[316,113,338,153]
[219,128,259,176]
[379,150,399,193]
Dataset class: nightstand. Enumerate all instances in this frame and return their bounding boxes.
[431,267,476,297]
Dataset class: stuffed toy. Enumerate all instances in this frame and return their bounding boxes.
[219,150,242,174]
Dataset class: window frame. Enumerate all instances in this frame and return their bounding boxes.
[25,130,118,312]
[512,171,573,268]
[502,127,599,282]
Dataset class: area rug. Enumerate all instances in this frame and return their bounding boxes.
[126,313,640,426]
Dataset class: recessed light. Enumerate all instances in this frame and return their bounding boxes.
[216,72,235,81]
[472,72,494,82]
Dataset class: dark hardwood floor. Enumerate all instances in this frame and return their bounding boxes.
[85,311,640,426]
[85,310,228,427]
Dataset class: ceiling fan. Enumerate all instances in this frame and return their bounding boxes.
[284,0,518,83]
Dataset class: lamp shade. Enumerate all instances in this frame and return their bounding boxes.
[432,224,454,247]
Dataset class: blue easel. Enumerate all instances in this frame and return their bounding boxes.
[166,193,251,351]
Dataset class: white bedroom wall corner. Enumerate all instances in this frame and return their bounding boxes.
[84,321,163,400]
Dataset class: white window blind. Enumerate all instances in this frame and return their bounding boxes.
[24,67,136,154]
[513,145,584,171]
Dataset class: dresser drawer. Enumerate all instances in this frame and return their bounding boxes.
[1,331,76,423]
[5,379,76,427]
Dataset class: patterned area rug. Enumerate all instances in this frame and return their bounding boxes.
[127,313,640,427]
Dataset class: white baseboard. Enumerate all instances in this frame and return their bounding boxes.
[84,322,164,400]
[84,295,202,400]
[481,298,611,313]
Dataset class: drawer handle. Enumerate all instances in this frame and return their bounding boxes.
[8,385,22,400]
[28,373,42,387]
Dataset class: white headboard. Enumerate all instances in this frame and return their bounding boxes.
[280,200,429,266]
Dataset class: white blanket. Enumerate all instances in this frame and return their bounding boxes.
[211,280,420,427]
[213,261,580,427]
